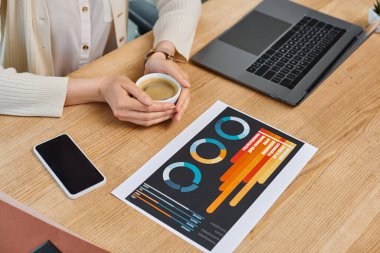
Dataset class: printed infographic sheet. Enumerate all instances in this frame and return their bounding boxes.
[113,101,317,252]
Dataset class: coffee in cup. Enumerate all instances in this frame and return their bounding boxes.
[136,73,181,103]
[139,78,178,101]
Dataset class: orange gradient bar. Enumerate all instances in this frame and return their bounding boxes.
[221,134,265,182]
[230,150,245,164]
[231,141,296,207]
[219,137,270,191]
[206,146,273,213]
[229,168,265,207]
[132,194,171,218]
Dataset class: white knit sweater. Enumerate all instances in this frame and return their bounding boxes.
[0,0,201,117]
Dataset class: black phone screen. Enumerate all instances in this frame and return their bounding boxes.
[35,134,104,195]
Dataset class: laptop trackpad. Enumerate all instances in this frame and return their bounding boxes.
[219,11,291,56]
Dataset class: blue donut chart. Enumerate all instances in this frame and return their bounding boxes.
[163,162,201,192]
[215,116,250,140]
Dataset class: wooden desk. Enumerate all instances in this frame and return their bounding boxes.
[1,0,379,252]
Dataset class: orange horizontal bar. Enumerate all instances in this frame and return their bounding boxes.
[136,190,158,204]
[133,194,171,218]
[229,169,263,206]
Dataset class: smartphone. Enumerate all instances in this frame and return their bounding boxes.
[34,134,106,199]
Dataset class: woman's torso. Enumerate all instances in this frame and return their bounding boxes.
[46,0,115,76]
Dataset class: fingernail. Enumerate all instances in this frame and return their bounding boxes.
[144,96,152,104]
[184,79,191,87]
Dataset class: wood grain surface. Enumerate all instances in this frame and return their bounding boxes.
[1,0,379,252]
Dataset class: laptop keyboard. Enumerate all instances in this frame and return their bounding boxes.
[246,16,346,89]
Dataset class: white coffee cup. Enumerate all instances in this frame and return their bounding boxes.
[136,73,182,104]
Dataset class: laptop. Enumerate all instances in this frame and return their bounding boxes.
[192,0,364,105]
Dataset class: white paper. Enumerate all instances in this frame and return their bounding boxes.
[112,101,317,252]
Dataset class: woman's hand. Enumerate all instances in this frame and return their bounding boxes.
[99,76,177,126]
[144,41,190,122]
[65,76,176,126]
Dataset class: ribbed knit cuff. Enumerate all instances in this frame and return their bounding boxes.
[0,68,68,117]
[153,0,201,61]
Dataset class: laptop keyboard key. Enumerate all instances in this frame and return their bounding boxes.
[280,78,293,88]
[280,58,289,63]
[291,69,300,75]
[263,70,276,80]
[280,68,291,74]
[286,64,295,69]
[304,56,313,62]
[257,58,265,64]
[285,53,293,59]
[274,52,284,58]
[298,51,307,57]
[271,77,282,83]
[255,65,270,76]
[253,62,262,68]
[270,56,279,62]
[275,73,285,79]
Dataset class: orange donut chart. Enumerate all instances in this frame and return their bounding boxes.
[190,138,227,164]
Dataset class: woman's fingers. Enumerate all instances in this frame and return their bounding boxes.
[173,88,190,122]
[119,78,153,106]
[117,108,175,122]
[125,114,175,127]
[122,98,176,112]
[165,62,191,88]
[145,57,191,88]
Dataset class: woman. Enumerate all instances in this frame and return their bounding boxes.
[0,0,201,126]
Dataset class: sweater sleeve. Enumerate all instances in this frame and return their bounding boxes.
[153,0,201,61]
[0,66,68,117]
